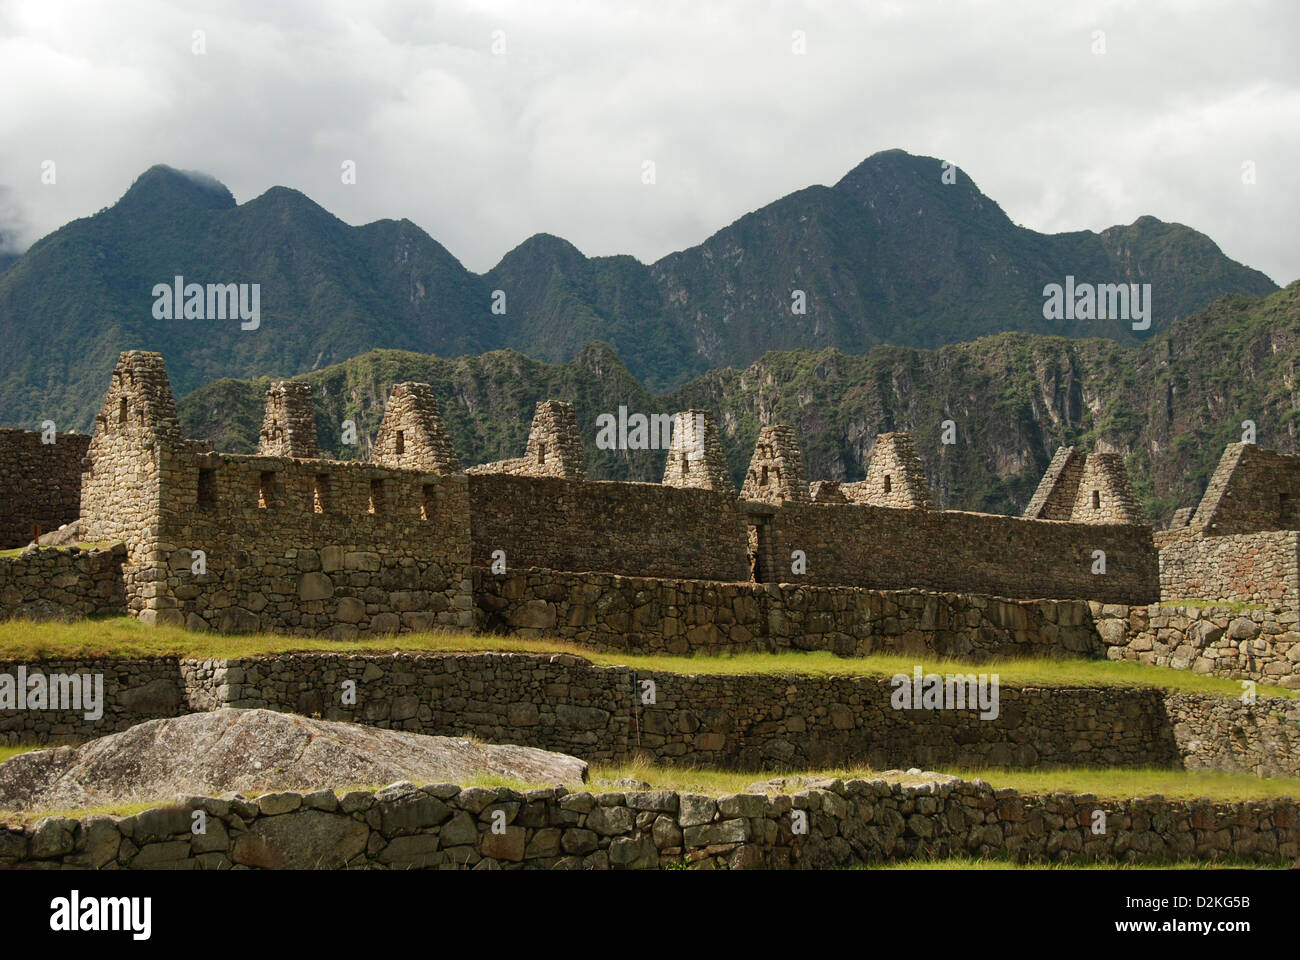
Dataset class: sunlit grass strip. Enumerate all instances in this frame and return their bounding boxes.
[4,761,1293,824]
[0,615,1293,699]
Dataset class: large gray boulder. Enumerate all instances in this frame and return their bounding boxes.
[0,708,587,812]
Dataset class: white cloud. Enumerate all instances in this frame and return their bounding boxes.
[0,0,1296,283]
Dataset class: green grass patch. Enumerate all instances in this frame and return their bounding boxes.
[378,760,1299,803]
[0,615,1292,699]
[940,766,1300,802]
[0,744,39,764]
[4,758,1293,823]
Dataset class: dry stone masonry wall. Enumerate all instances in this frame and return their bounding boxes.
[2,651,1296,773]
[200,652,1300,776]
[3,778,1293,869]
[466,400,585,480]
[1156,529,1299,610]
[0,545,126,623]
[473,566,1103,660]
[469,475,751,581]
[760,501,1159,604]
[17,349,1300,647]
[1096,601,1300,686]
[846,432,931,509]
[1023,448,1147,525]
[741,424,810,504]
[146,450,472,635]
[372,383,460,474]
[258,381,318,459]
[0,429,90,548]
[661,410,733,493]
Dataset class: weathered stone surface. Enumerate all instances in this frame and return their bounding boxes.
[231,810,368,869]
[0,708,586,811]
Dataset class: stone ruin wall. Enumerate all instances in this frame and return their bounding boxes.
[1155,528,1300,610]
[661,410,733,493]
[758,501,1159,604]
[144,448,472,636]
[1023,447,1147,525]
[1096,600,1300,686]
[473,566,1103,660]
[19,349,1300,645]
[2,651,1295,776]
[1190,443,1300,534]
[372,383,460,474]
[465,400,586,480]
[0,545,126,622]
[5,779,1294,870]
[846,432,932,509]
[0,429,90,548]
[468,474,751,582]
[740,424,809,504]
[258,381,318,459]
[1154,444,1300,612]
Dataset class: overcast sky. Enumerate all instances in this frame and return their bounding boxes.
[2,0,1298,284]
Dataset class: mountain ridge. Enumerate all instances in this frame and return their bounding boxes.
[0,152,1278,431]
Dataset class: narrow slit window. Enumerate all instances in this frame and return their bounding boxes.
[537,442,547,465]
[422,484,436,521]
[314,474,331,514]
[197,469,217,509]
[118,397,128,424]
[258,472,275,509]
[1091,490,1101,510]
[395,430,405,456]
[369,479,385,515]
[883,474,892,494]
[760,465,769,485]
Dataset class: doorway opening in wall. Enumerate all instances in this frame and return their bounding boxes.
[369,479,386,515]
[422,484,436,521]
[748,520,772,583]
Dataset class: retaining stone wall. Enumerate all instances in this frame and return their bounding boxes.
[0,657,189,745]
[472,566,1102,660]
[0,545,126,623]
[4,653,1296,774]
[208,653,1300,776]
[1096,602,1300,686]
[2,778,1294,869]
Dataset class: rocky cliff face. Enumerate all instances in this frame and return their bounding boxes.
[176,283,1300,524]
